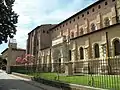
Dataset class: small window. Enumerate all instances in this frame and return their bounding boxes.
[60,26,61,28]
[112,0,115,2]
[105,2,108,5]
[98,5,101,9]
[47,31,49,34]
[73,19,75,22]
[57,28,58,30]
[92,8,95,12]
[63,24,64,27]
[43,30,45,33]
[69,21,71,23]
[78,16,79,19]
[87,11,89,15]
[82,14,84,17]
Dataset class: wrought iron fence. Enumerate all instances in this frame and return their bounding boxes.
[11,57,120,90]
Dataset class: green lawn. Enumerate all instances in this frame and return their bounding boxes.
[27,72,120,90]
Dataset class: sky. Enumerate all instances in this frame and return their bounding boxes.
[0,0,96,53]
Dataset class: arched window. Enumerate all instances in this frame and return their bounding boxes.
[94,44,100,58]
[69,50,72,61]
[104,17,110,27]
[91,23,96,31]
[80,28,84,35]
[80,47,84,59]
[113,39,120,56]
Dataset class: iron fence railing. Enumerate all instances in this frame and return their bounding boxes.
[11,57,120,90]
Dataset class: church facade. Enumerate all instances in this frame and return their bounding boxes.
[27,0,120,74]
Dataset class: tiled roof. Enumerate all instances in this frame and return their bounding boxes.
[1,48,26,54]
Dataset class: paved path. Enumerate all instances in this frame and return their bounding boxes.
[0,70,60,90]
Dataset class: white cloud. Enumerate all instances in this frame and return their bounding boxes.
[0,0,96,53]
[14,27,30,49]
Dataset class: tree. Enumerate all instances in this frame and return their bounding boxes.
[0,57,7,70]
[0,57,3,65]
[0,0,18,44]
[2,59,7,65]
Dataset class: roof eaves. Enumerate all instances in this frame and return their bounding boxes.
[49,0,104,31]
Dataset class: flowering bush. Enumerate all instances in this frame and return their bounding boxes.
[16,57,22,64]
[16,54,34,65]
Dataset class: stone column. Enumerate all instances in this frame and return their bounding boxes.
[51,49,56,72]
[62,42,69,62]
[117,0,120,22]
[72,50,76,73]
[111,6,117,24]
[75,24,79,37]
[83,47,89,74]
[96,13,102,29]
[84,19,89,33]
[71,41,78,73]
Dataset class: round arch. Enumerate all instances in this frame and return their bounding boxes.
[79,47,84,59]
[91,23,96,31]
[112,38,120,56]
[93,43,100,58]
[104,17,110,27]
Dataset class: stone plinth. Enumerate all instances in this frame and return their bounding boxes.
[65,62,73,76]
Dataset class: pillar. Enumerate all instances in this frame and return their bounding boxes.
[6,45,12,74]
[111,6,117,24]
[6,39,17,74]
[84,19,89,33]
[96,13,102,29]
[117,0,120,22]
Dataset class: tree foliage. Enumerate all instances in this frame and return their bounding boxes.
[0,57,7,67]
[0,0,18,44]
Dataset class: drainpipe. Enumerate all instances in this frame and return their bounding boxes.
[106,32,112,74]
[115,4,119,23]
